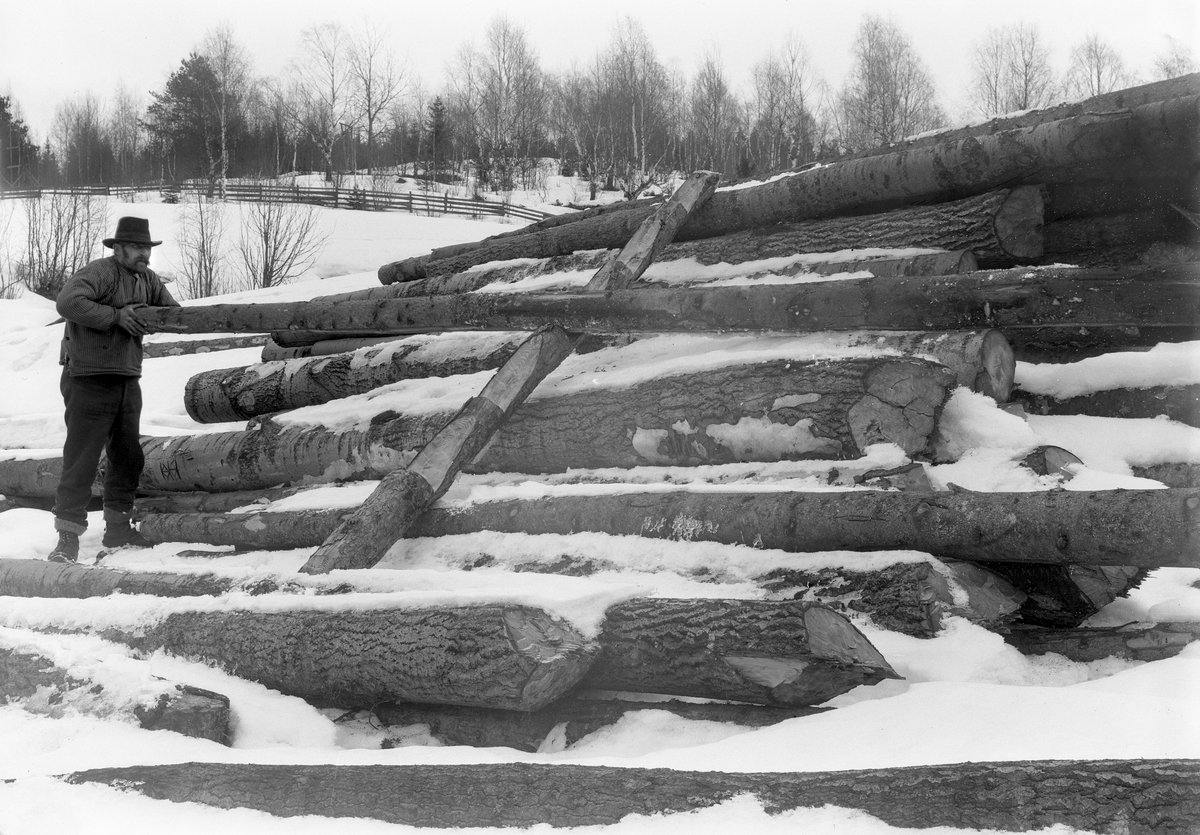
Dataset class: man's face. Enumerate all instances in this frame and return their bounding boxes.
[113,242,152,273]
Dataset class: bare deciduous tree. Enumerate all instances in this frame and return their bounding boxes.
[690,48,739,174]
[294,22,356,182]
[970,23,1059,117]
[202,24,251,197]
[836,15,945,152]
[349,20,405,177]
[176,197,230,299]
[108,82,143,185]
[1066,33,1133,98]
[1152,36,1198,80]
[236,197,327,289]
[18,193,107,299]
[750,35,821,170]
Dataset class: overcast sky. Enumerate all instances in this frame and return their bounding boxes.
[2,0,1196,140]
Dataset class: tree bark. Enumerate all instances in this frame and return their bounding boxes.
[143,335,266,359]
[1006,622,1200,662]
[185,332,526,423]
[0,558,238,598]
[1011,384,1200,427]
[376,698,828,753]
[974,563,1146,628]
[300,327,578,574]
[94,605,598,711]
[405,487,1200,569]
[63,758,1200,833]
[1135,462,1200,488]
[378,94,1198,282]
[0,642,231,745]
[585,170,720,291]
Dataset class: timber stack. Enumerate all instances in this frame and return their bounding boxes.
[2,76,1199,831]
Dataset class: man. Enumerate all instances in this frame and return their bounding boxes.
[46,216,180,563]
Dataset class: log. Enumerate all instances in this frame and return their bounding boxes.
[300,326,578,574]
[143,335,266,359]
[260,335,409,361]
[585,169,720,291]
[92,605,598,711]
[1135,462,1200,488]
[974,563,1146,628]
[0,558,237,598]
[405,487,1200,569]
[377,698,828,753]
[0,641,231,744]
[657,187,1044,268]
[1045,175,1192,220]
[1043,207,1192,263]
[134,265,1200,361]
[378,94,1199,282]
[1006,622,1200,662]
[1011,384,1200,427]
[185,332,526,423]
[63,758,1200,833]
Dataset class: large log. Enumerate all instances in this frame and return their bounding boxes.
[0,636,231,744]
[0,558,237,598]
[185,332,526,423]
[378,93,1199,282]
[1045,175,1193,220]
[1006,622,1200,662]
[1011,384,1200,427]
[300,326,578,574]
[377,698,828,753]
[405,487,1200,569]
[64,759,1200,833]
[92,605,598,711]
[135,265,1200,362]
[585,169,720,291]
[1043,207,1192,263]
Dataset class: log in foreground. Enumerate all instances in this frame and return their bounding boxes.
[407,487,1200,568]
[0,643,230,744]
[0,558,236,598]
[379,93,1198,282]
[64,758,1200,833]
[300,326,578,574]
[377,698,828,753]
[185,331,526,423]
[99,605,597,711]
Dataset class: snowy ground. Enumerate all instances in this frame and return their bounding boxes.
[1,198,1199,833]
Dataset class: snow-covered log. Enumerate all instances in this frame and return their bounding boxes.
[185,332,526,423]
[143,335,265,359]
[378,93,1198,282]
[1135,462,1200,488]
[64,758,1200,833]
[89,605,598,712]
[1011,384,1200,426]
[300,326,578,574]
[1006,622,1200,662]
[377,698,828,753]
[405,487,1200,569]
[585,169,720,291]
[0,558,236,598]
[0,638,230,744]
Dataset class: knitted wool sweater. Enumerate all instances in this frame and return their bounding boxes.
[56,256,179,377]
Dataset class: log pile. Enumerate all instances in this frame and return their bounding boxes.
[3,79,1198,825]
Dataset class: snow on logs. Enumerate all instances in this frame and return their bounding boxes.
[377,91,1198,282]
[62,759,1200,833]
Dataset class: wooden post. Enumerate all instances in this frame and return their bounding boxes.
[585,170,720,291]
[299,326,579,574]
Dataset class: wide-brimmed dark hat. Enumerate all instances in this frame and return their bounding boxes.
[103,216,162,248]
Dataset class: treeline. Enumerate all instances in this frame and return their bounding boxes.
[2,15,1195,197]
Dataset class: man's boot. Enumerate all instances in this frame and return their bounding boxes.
[47,531,80,563]
[102,513,153,549]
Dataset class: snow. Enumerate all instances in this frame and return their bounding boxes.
[2,195,1199,834]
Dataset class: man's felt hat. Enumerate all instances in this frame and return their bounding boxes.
[103,216,162,248]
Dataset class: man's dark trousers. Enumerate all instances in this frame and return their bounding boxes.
[52,369,144,534]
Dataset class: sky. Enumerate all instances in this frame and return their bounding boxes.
[1,0,1198,142]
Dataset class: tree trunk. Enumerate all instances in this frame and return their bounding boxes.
[657,186,1044,268]
[64,758,1200,833]
[1006,622,1200,662]
[185,332,527,423]
[585,170,721,291]
[300,327,578,574]
[135,265,1199,361]
[91,605,598,712]
[260,335,413,361]
[974,563,1146,628]
[377,94,1198,282]
[405,487,1200,569]
[1135,462,1200,488]
[0,558,237,598]
[1045,175,1192,220]
[377,697,828,753]
[144,335,266,359]
[0,640,230,745]
[1011,384,1200,427]
[1043,207,1192,261]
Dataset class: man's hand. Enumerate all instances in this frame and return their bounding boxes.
[116,304,150,336]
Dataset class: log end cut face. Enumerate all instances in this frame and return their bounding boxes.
[848,361,956,458]
[503,607,601,710]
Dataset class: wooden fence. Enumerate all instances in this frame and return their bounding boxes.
[0,182,552,224]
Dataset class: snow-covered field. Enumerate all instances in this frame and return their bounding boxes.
[1,198,1199,834]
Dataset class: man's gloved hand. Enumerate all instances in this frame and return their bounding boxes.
[116,304,150,336]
